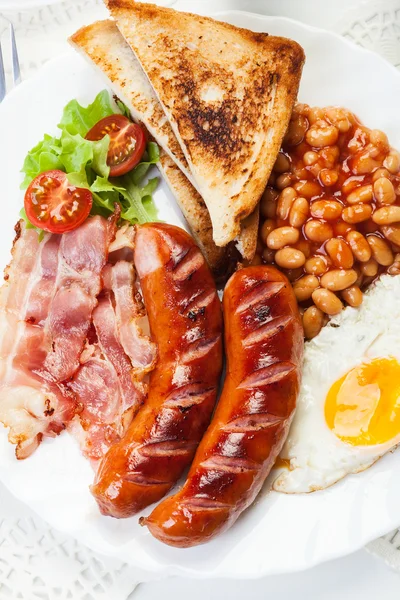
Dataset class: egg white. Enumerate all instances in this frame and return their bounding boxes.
[273,274,400,494]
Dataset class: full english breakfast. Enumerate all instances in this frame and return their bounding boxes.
[1,0,400,550]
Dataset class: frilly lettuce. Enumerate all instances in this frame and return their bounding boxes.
[21,90,159,227]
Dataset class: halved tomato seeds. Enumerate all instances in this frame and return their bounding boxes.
[24,170,93,234]
[86,114,146,177]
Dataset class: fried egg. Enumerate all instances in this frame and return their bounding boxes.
[273,274,400,494]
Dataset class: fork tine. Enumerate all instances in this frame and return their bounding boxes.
[9,23,20,87]
[0,38,5,103]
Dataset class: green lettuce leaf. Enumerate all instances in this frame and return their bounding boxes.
[115,98,131,119]
[58,90,115,137]
[21,135,63,188]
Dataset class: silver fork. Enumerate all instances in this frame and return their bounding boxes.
[0,19,21,103]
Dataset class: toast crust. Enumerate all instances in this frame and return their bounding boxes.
[106,1,305,246]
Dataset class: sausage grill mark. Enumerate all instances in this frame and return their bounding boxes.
[223,412,287,433]
[164,384,215,409]
[242,314,293,347]
[181,288,216,313]
[180,335,221,363]
[239,361,297,389]
[137,439,198,458]
[237,281,285,314]
[172,247,204,282]
[178,497,231,512]
[124,473,170,487]
[200,455,261,474]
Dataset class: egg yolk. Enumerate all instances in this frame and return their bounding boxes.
[325,357,400,446]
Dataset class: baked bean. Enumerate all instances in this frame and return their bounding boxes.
[372,206,400,225]
[303,151,319,166]
[302,306,324,339]
[334,221,354,237]
[275,248,306,269]
[260,187,279,218]
[285,267,304,282]
[348,132,366,155]
[365,144,382,159]
[268,172,276,186]
[293,180,322,198]
[381,223,400,246]
[319,169,339,187]
[260,219,276,245]
[308,107,325,124]
[304,255,329,276]
[347,184,373,204]
[273,152,291,174]
[292,103,308,115]
[354,267,364,288]
[361,257,379,277]
[320,269,358,291]
[266,226,299,249]
[346,231,372,262]
[384,151,400,174]
[367,234,394,266]
[294,239,312,259]
[324,108,351,133]
[293,275,320,301]
[341,286,363,308]
[311,199,342,220]
[262,248,275,263]
[289,197,309,227]
[293,165,309,180]
[372,168,391,182]
[276,173,293,190]
[320,146,340,168]
[309,163,322,178]
[369,130,390,152]
[312,288,343,315]
[373,177,396,205]
[352,154,381,175]
[325,238,354,269]
[284,115,308,146]
[388,253,400,276]
[342,176,365,195]
[304,220,333,242]
[277,187,297,220]
[342,204,373,224]
[306,121,339,148]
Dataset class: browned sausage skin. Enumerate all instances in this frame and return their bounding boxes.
[141,266,304,546]
[91,223,223,517]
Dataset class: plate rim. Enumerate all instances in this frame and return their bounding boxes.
[1,9,400,580]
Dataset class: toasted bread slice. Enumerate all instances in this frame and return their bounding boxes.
[69,19,258,263]
[69,20,193,183]
[105,1,305,247]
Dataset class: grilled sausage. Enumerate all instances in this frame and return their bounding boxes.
[141,265,304,546]
[91,223,223,517]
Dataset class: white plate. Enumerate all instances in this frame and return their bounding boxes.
[1,10,400,581]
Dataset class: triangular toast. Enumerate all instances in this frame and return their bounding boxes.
[70,19,259,264]
[105,1,304,247]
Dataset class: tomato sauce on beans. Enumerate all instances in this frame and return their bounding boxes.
[257,104,400,338]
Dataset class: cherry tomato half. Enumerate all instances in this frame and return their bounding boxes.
[86,115,147,177]
[24,170,93,234]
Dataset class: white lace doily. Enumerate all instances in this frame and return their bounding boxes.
[0,0,400,597]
